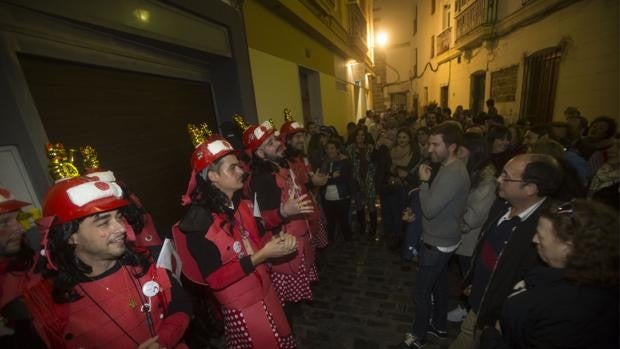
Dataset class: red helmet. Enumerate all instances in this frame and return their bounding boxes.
[191,136,236,173]
[280,120,305,143]
[0,187,30,214]
[242,121,275,151]
[181,135,237,206]
[42,176,129,225]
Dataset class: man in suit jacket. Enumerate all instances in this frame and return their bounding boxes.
[449,154,564,349]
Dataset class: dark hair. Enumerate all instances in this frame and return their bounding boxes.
[461,132,492,187]
[193,158,238,220]
[325,137,343,151]
[567,115,588,130]
[527,124,552,138]
[396,128,413,144]
[350,126,373,145]
[591,116,617,139]
[6,238,35,273]
[44,217,152,304]
[486,125,512,145]
[488,114,505,125]
[430,122,463,148]
[521,154,563,197]
[473,112,488,126]
[541,200,618,287]
[508,124,524,145]
[486,99,495,107]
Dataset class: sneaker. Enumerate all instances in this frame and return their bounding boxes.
[427,325,448,339]
[447,304,468,322]
[398,333,426,348]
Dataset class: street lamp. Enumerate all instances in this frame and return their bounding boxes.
[376,32,389,48]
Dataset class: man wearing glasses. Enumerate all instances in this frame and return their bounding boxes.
[450,154,563,349]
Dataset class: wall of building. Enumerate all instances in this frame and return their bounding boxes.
[244,0,373,133]
[248,48,304,124]
[380,0,618,123]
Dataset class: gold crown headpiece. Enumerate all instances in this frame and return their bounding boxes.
[233,114,250,132]
[80,145,100,173]
[46,143,80,181]
[187,122,213,147]
[283,108,294,122]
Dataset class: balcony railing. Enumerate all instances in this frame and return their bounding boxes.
[347,1,368,52]
[455,0,496,40]
[437,27,452,55]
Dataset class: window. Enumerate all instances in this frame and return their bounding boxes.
[442,4,451,29]
[430,35,435,58]
[440,85,449,108]
[431,0,436,14]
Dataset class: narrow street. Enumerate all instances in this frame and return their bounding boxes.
[292,235,462,349]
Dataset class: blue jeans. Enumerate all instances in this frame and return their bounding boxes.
[403,190,422,260]
[380,185,406,241]
[412,242,453,340]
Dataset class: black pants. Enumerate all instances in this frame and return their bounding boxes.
[323,198,352,242]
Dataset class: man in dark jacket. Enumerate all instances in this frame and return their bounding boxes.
[449,154,563,349]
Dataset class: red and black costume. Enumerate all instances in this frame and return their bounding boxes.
[25,260,191,349]
[286,154,328,249]
[173,198,294,348]
[249,159,318,303]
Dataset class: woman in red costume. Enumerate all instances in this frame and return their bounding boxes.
[24,143,192,349]
[173,124,297,348]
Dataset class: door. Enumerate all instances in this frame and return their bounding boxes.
[470,71,486,116]
[299,67,323,124]
[19,54,217,228]
[440,85,449,108]
[520,47,562,124]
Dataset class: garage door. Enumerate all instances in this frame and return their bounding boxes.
[19,54,217,232]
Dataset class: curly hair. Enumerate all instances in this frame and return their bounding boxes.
[540,199,618,287]
[43,216,152,304]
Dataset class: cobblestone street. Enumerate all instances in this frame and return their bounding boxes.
[291,235,462,349]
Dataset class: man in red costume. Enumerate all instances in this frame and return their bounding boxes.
[24,146,192,349]
[235,116,318,308]
[80,145,162,248]
[173,124,297,348]
[280,111,329,249]
[0,187,44,348]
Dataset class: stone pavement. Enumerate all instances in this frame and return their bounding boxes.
[290,235,463,349]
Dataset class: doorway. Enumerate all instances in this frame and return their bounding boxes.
[520,47,562,123]
[470,71,486,117]
[299,67,323,124]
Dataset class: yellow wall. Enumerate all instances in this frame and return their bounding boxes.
[320,73,352,135]
[244,0,334,76]
[248,48,303,125]
[244,0,361,134]
[396,0,618,123]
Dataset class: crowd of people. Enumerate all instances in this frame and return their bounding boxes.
[0,102,617,349]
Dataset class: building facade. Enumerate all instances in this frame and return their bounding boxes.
[373,0,618,124]
[0,0,255,227]
[243,0,375,132]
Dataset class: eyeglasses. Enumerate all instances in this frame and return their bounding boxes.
[498,171,525,183]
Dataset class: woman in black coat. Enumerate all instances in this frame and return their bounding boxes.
[480,199,618,349]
